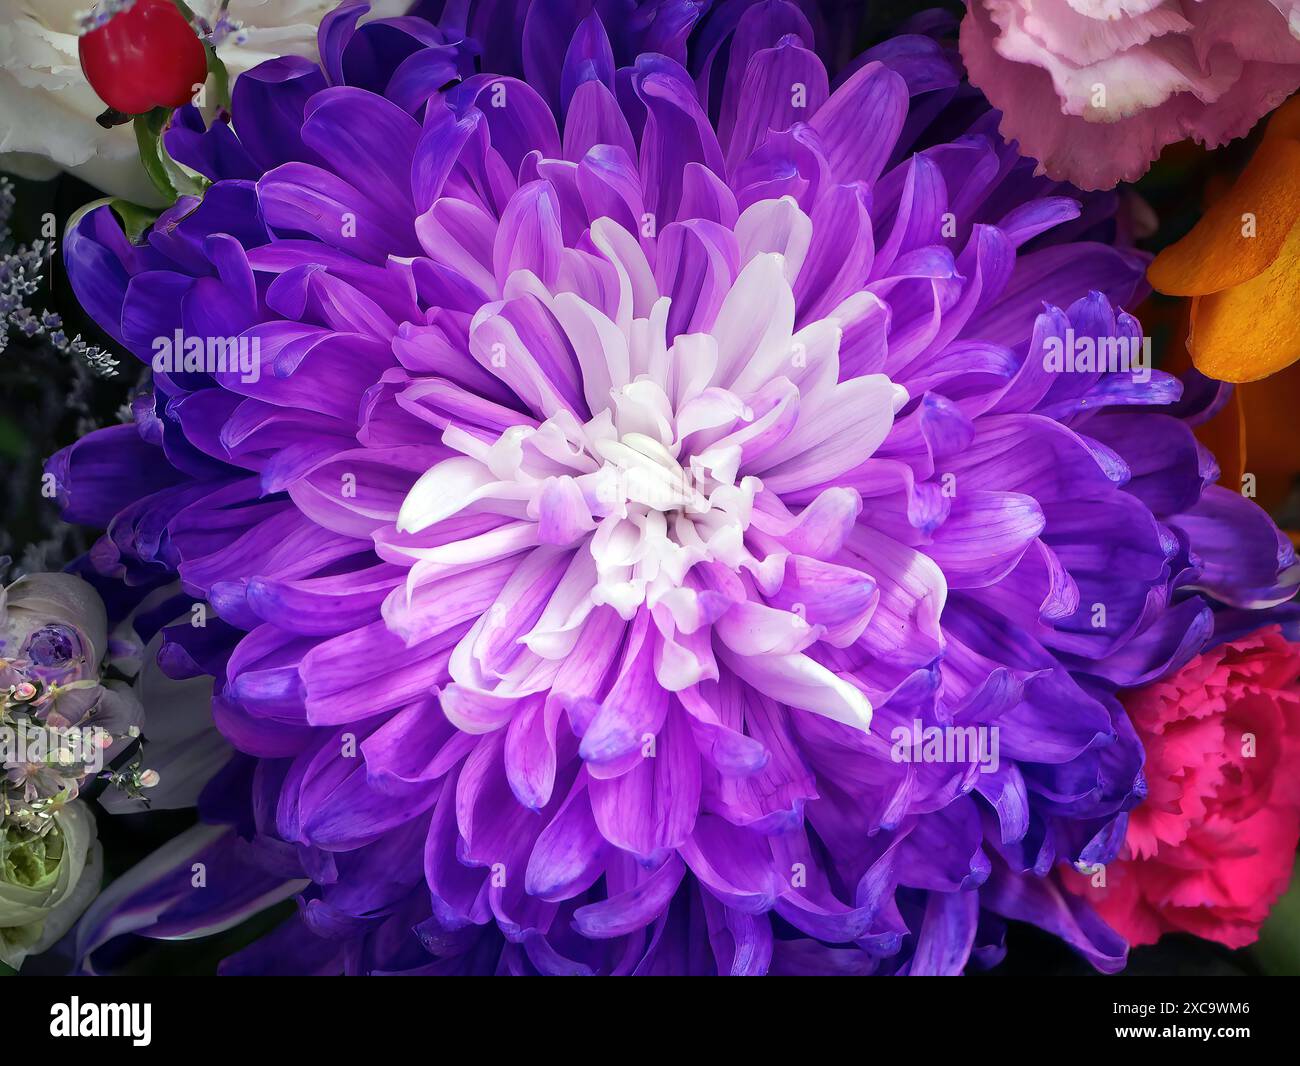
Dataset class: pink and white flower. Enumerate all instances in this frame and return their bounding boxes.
[960,0,1300,190]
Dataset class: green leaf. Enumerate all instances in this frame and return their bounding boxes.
[0,414,24,459]
[133,108,208,204]
[206,43,231,111]
[109,199,162,242]
[1251,858,1300,976]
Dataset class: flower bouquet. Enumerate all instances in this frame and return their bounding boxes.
[1,0,1300,985]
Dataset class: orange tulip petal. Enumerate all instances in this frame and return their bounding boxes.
[1263,93,1300,146]
[1236,360,1300,513]
[1148,139,1300,297]
[1187,220,1300,382]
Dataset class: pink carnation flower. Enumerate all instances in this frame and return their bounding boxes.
[960,0,1300,190]
[1067,626,1300,948]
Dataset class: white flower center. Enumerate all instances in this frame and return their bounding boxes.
[397,367,765,619]
[394,231,908,636]
[389,208,908,735]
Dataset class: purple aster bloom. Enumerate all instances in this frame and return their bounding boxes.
[55,1,1298,976]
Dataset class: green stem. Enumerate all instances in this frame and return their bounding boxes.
[133,108,209,204]
[206,44,231,110]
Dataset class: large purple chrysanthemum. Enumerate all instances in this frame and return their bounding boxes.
[54,0,1298,975]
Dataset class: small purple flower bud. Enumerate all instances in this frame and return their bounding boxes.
[24,625,79,667]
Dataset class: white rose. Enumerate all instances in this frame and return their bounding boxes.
[0,0,409,204]
[0,802,101,971]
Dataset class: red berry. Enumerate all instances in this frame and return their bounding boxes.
[79,0,208,116]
